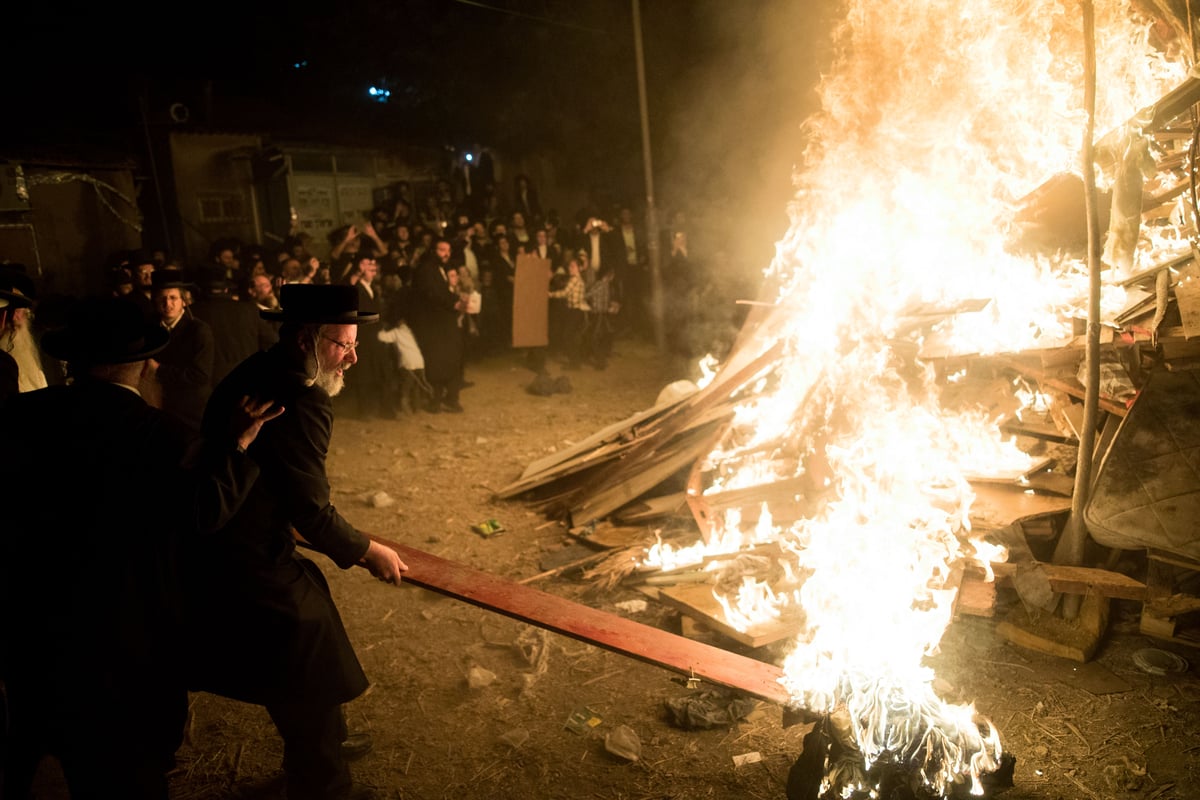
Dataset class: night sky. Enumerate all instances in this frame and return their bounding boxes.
[4,0,837,269]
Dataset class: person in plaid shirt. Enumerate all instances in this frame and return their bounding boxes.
[548,252,589,368]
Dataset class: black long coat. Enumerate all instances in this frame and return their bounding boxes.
[188,344,371,706]
[0,380,258,793]
[190,294,278,385]
[408,258,464,386]
[157,312,215,430]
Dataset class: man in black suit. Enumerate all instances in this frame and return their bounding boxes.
[0,296,277,800]
[340,252,390,419]
[189,269,277,386]
[189,284,409,800]
[408,240,466,413]
[151,268,215,431]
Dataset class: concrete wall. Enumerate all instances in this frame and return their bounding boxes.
[0,163,140,297]
[167,131,263,266]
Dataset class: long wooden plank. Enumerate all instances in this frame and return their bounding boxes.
[370,534,791,706]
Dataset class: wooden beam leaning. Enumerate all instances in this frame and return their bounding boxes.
[1094,67,1200,172]
[370,534,792,706]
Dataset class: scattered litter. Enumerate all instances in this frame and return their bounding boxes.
[664,690,759,730]
[368,491,395,508]
[564,706,603,735]
[1133,648,1188,675]
[499,728,529,748]
[614,599,647,614]
[732,751,762,767]
[472,519,506,537]
[604,725,641,761]
[466,665,497,689]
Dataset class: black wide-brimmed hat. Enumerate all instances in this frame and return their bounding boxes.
[194,266,237,296]
[261,284,379,324]
[150,267,196,293]
[41,296,169,365]
[0,288,33,312]
[0,263,36,301]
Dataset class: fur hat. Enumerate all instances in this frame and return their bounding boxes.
[41,296,169,365]
[261,284,379,325]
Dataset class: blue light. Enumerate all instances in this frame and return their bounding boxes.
[292,60,308,69]
[367,85,391,103]
[465,153,474,162]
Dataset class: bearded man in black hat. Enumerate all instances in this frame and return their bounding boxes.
[0,295,280,800]
[0,286,33,404]
[188,283,408,800]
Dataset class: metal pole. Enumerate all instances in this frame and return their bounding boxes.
[632,0,665,351]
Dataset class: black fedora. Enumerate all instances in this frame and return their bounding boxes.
[41,296,169,365]
[261,284,379,325]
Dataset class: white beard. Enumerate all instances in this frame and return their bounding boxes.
[310,350,347,397]
[315,368,345,397]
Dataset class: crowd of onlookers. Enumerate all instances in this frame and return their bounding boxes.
[2,172,753,422]
[0,173,755,800]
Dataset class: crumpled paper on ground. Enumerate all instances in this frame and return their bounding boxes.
[664,690,758,730]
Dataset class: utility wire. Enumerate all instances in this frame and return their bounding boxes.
[450,0,608,34]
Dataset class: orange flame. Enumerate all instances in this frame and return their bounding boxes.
[643,0,1191,794]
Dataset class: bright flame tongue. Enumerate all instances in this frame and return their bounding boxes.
[647,0,1191,796]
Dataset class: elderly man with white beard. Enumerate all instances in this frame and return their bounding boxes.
[187,284,408,800]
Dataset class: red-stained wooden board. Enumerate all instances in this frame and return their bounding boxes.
[372,535,792,706]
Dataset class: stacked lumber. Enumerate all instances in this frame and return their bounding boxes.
[500,72,1200,649]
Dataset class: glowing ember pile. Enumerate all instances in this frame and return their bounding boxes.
[642,0,1193,796]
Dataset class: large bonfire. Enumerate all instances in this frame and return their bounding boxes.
[643,0,1194,796]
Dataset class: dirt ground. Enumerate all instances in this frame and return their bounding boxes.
[29,334,1200,800]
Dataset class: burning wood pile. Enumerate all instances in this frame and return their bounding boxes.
[502,1,1200,796]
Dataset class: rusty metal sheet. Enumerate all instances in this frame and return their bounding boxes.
[372,535,791,706]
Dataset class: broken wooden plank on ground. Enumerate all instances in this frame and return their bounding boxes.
[569,420,727,528]
[687,475,810,544]
[368,534,791,705]
[967,481,1073,529]
[993,354,1129,418]
[989,562,1146,600]
[1000,415,1078,445]
[656,581,798,649]
[613,491,690,524]
[567,521,650,549]
[963,456,1057,485]
[497,401,680,498]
